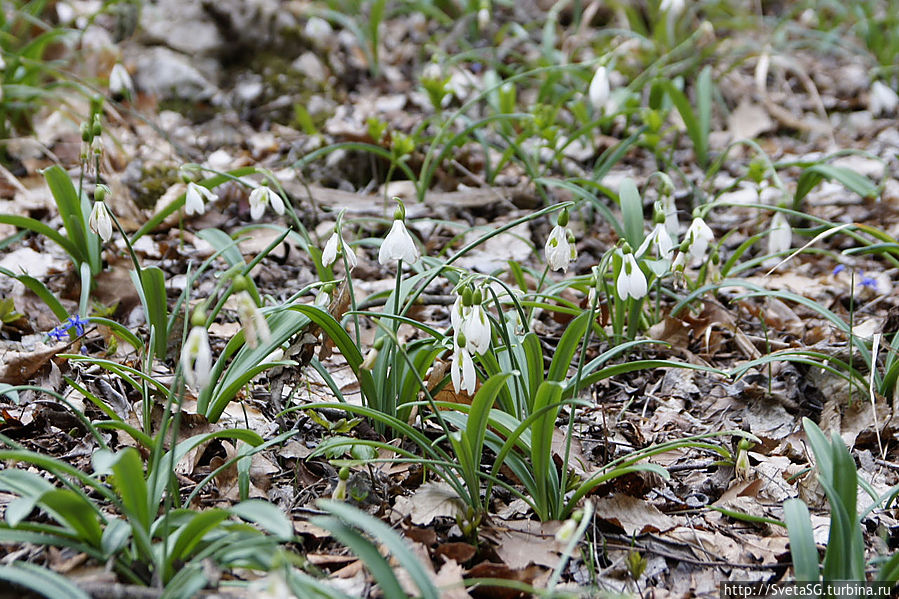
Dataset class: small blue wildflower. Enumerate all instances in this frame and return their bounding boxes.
[859,276,878,290]
[67,315,89,336]
[47,315,90,341]
[48,325,69,341]
[833,264,845,275]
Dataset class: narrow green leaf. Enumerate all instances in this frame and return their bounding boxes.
[317,500,439,599]
[229,499,293,541]
[0,561,91,599]
[40,489,103,548]
[783,498,819,581]
[110,448,151,531]
[547,311,591,383]
[618,178,645,250]
[43,165,88,263]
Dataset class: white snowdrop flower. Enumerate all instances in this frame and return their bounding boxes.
[660,194,678,238]
[682,217,715,265]
[378,218,420,265]
[637,223,675,261]
[478,8,489,29]
[545,225,574,272]
[767,211,791,257]
[236,291,270,350]
[869,81,899,116]
[461,304,491,355]
[555,518,578,543]
[181,326,212,390]
[185,182,217,216]
[89,201,113,242]
[249,185,285,220]
[616,253,647,301]
[588,65,610,112]
[660,0,685,16]
[451,341,477,395]
[322,232,339,267]
[322,229,357,270]
[109,63,133,98]
[248,569,292,599]
[450,294,466,333]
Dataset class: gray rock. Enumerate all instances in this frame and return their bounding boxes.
[140,0,224,56]
[132,47,219,102]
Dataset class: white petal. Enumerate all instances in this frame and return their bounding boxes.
[588,66,610,112]
[89,202,113,242]
[109,63,133,96]
[379,219,420,265]
[450,295,465,333]
[185,184,206,215]
[544,225,572,272]
[182,326,212,389]
[767,212,791,256]
[268,189,285,215]
[249,187,266,220]
[461,348,476,394]
[616,265,629,300]
[628,262,647,299]
[462,305,491,355]
[451,345,462,393]
[322,232,339,267]
[345,246,358,270]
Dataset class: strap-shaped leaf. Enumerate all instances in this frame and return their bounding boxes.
[784,498,819,581]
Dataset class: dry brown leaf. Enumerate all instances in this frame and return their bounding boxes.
[728,99,775,140]
[434,558,469,599]
[491,519,562,569]
[467,562,542,599]
[594,494,677,535]
[394,482,464,526]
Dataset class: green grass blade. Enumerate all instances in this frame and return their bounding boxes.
[0,561,91,599]
[783,498,819,581]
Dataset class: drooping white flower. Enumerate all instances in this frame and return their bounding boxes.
[185,182,218,216]
[461,304,491,355]
[555,518,578,543]
[545,225,574,272]
[181,326,212,390]
[660,0,685,16]
[588,65,610,112]
[322,230,357,270]
[682,217,715,265]
[89,201,113,242]
[236,291,270,349]
[249,185,286,220]
[378,219,420,265]
[451,341,477,395]
[869,81,899,116]
[450,293,466,333]
[248,569,292,599]
[767,211,791,257]
[660,194,679,238]
[616,253,647,301]
[637,223,675,261]
[109,63,133,98]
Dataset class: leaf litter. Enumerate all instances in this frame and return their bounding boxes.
[0,1,898,597]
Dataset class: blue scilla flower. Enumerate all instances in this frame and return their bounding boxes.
[859,275,878,290]
[48,315,90,341]
[833,264,845,275]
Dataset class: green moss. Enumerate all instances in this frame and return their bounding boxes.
[132,164,180,210]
